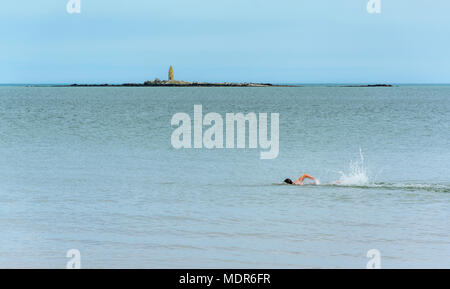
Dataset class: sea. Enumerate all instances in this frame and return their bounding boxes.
[0,85,449,268]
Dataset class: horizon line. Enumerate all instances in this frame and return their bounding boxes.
[1,82,450,86]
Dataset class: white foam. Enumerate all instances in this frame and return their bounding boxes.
[337,148,369,186]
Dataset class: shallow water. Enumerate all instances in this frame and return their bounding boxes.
[0,86,449,268]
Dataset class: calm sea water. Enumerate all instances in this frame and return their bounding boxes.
[0,86,449,268]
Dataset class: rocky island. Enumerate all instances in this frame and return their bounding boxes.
[69,81,282,87]
[63,66,393,88]
[67,66,290,87]
[341,84,393,87]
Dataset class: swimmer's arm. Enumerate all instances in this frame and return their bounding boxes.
[294,174,317,185]
[303,174,315,181]
[305,174,319,185]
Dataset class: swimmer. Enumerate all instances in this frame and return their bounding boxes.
[284,174,318,186]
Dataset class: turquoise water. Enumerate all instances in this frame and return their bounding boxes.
[0,86,449,268]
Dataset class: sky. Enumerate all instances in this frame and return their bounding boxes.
[1,0,450,84]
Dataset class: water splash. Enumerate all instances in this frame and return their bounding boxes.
[337,148,369,186]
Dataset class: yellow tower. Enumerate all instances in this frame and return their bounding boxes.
[168,66,174,81]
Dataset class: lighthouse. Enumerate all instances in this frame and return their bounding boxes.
[168,66,174,81]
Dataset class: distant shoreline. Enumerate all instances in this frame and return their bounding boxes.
[0,83,402,88]
[53,82,393,88]
[63,82,295,87]
[339,84,393,88]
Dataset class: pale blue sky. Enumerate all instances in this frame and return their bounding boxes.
[1,0,450,84]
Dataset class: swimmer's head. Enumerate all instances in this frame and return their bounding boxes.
[284,178,293,185]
